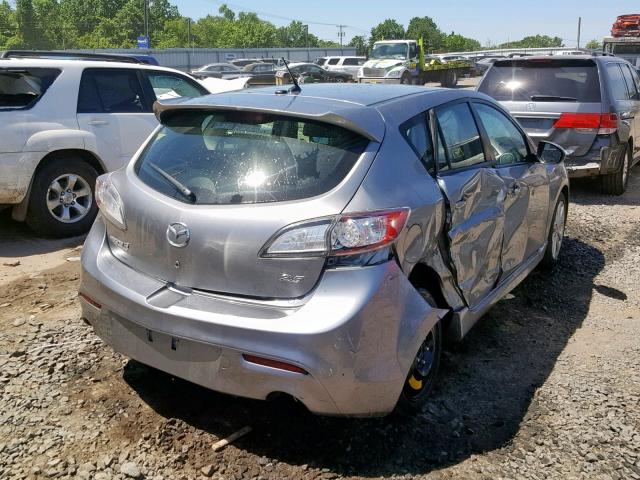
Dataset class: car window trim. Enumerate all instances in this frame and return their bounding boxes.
[430,98,494,176]
[469,99,536,167]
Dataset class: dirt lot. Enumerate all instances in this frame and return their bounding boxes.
[1,169,640,480]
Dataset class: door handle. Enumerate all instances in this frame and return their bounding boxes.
[87,119,109,126]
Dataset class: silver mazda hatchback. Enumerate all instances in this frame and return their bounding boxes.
[80,84,569,416]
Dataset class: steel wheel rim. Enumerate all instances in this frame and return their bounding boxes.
[46,173,92,224]
[551,199,566,259]
[405,327,436,397]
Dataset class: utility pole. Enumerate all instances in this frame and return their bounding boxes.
[143,0,149,46]
[338,25,345,47]
[303,24,309,61]
[577,17,582,49]
[187,18,191,49]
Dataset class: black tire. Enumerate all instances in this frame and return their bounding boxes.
[440,70,458,88]
[396,289,442,414]
[26,156,99,238]
[400,72,412,85]
[601,144,630,195]
[540,193,567,269]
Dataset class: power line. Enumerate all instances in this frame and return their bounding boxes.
[202,1,368,33]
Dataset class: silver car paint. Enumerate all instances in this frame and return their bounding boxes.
[80,84,568,415]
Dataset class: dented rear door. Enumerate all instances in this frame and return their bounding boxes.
[433,101,506,308]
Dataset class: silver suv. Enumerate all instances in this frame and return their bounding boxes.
[478,55,640,194]
[79,84,569,416]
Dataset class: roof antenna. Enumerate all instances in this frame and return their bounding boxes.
[276,57,301,95]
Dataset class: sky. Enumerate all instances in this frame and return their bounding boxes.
[173,0,639,48]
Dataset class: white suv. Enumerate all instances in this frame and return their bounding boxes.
[0,55,209,236]
[322,56,366,80]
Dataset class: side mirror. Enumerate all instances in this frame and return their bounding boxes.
[537,141,566,164]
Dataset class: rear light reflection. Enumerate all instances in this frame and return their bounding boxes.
[242,354,308,375]
[553,113,618,134]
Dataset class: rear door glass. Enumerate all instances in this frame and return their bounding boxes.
[620,64,639,99]
[479,59,601,102]
[135,111,369,205]
[606,63,630,101]
[0,68,60,110]
[77,68,147,113]
[400,114,434,172]
[145,71,208,100]
[435,103,486,170]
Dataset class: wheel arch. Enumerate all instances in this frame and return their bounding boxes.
[11,149,106,222]
[408,262,454,336]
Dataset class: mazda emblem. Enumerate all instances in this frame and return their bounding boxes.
[166,222,190,248]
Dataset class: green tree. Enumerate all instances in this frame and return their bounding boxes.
[369,19,405,47]
[406,16,444,52]
[0,1,17,48]
[218,4,235,21]
[442,32,481,52]
[501,35,563,49]
[15,0,38,48]
[349,34,368,56]
[585,39,601,50]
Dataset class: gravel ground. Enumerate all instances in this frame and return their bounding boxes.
[1,169,639,480]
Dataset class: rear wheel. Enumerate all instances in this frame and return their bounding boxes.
[396,289,442,413]
[601,144,630,195]
[25,157,98,238]
[440,70,458,88]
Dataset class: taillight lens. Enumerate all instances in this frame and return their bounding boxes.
[95,173,126,230]
[553,113,618,134]
[261,208,410,258]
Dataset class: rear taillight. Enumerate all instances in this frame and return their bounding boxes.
[553,113,618,134]
[95,173,126,230]
[260,208,410,258]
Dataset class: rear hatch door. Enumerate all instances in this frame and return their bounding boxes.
[106,108,379,299]
[478,58,602,156]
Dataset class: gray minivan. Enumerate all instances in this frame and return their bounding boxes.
[478,55,640,194]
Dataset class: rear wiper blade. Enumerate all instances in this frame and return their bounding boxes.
[147,162,196,203]
[530,95,578,102]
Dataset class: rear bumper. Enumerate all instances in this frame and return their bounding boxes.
[565,143,627,178]
[79,217,445,416]
[0,151,43,204]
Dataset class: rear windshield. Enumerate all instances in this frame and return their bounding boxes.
[135,111,368,205]
[479,59,601,103]
[0,68,60,110]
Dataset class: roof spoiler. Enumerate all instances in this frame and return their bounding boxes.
[152,100,384,143]
[0,50,148,64]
